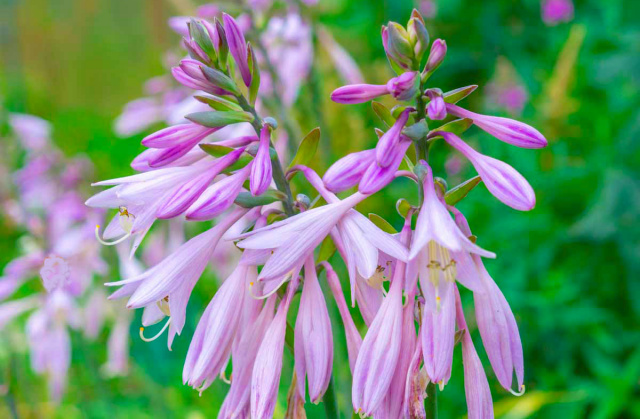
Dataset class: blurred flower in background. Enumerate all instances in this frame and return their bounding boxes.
[485,57,529,116]
[541,0,574,26]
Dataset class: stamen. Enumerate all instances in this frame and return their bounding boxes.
[248,273,290,300]
[95,224,132,246]
[509,384,525,396]
[219,370,231,384]
[139,317,171,342]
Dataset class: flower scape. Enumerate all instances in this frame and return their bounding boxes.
[86,6,548,419]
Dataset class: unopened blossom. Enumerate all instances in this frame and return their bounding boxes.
[425,38,447,73]
[437,131,536,211]
[427,89,446,120]
[376,108,412,167]
[250,125,273,196]
[331,72,419,104]
[223,13,252,87]
[446,103,547,148]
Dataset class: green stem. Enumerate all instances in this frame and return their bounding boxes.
[425,382,438,419]
[323,378,339,419]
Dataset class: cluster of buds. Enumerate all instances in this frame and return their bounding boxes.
[88,7,547,419]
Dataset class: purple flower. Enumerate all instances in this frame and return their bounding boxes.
[250,126,273,196]
[102,313,131,377]
[352,245,406,415]
[427,90,447,120]
[183,264,252,389]
[542,0,574,25]
[337,210,409,305]
[409,162,495,261]
[425,39,447,73]
[323,262,362,371]
[473,254,524,394]
[376,109,412,167]
[446,103,547,149]
[235,192,367,281]
[219,296,276,417]
[294,258,333,403]
[157,147,246,219]
[223,13,252,87]
[387,71,420,101]
[251,284,297,418]
[455,286,494,419]
[438,131,536,211]
[185,163,251,221]
[359,137,412,193]
[8,113,51,152]
[39,256,70,293]
[330,83,389,104]
[323,149,376,192]
[421,279,456,385]
[378,297,417,418]
[106,208,248,348]
[317,27,364,85]
[142,122,217,149]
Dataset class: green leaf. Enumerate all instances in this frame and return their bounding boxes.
[428,118,473,139]
[200,66,240,95]
[199,144,253,172]
[186,111,254,127]
[443,85,478,104]
[223,155,253,173]
[199,144,234,157]
[444,176,482,206]
[287,128,321,170]
[234,190,286,208]
[372,101,394,128]
[247,43,261,105]
[317,235,337,262]
[194,95,242,112]
[368,213,398,234]
[189,19,215,58]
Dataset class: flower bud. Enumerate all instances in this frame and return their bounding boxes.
[223,13,252,87]
[407,13,430,62]
[424,38,447,73]
[323,149,375,192]
[386,71,420,101]
[330,83,389,104]
[249,125,273,196]
[382,23,413,71]
[426,90,446,120]
[439,131,536,211]
[376,108,412,167]
[446,103,547,148]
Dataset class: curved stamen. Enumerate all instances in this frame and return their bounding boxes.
[139,317,171,342]
[248,274,291,300]
[95,224,132,246]
[509,384,525,396]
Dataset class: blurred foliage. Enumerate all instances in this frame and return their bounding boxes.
[1,0,639,417]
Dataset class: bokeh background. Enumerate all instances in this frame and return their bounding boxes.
[1,0,639,417]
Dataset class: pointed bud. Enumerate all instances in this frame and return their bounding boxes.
[223,13,251,87]
[376,109,412,167]
[426,90,446,120]
[446,103,547,148]
[383,23,414,71]
[386,71,420,101]
[323,149,375,193]
[330,84,389,104]
[359,137,412,194]
[408,14,430,62]
[424,39,447,73]
[249,125,273,196]
[439,132,536,211]
[186,164,251,220]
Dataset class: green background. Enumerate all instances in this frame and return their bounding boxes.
[1,0,639,417]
